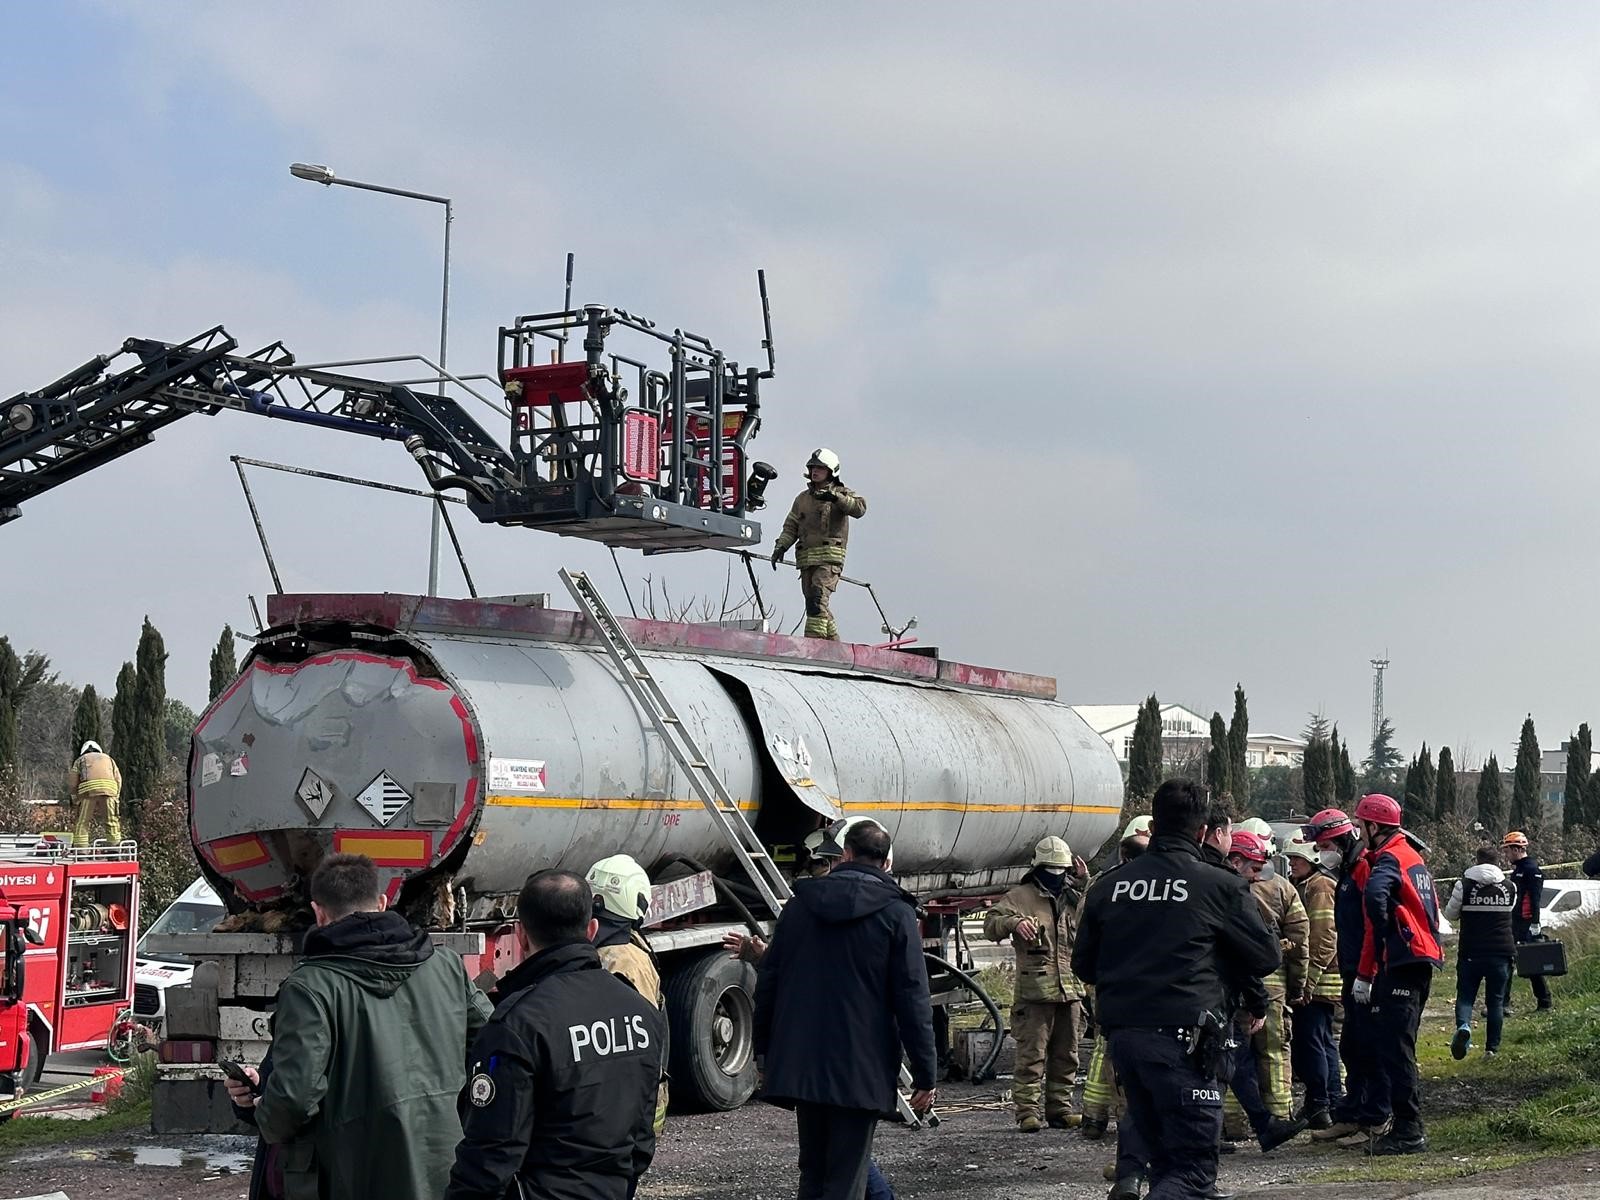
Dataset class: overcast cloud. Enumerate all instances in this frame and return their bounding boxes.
[4,2,1599,765]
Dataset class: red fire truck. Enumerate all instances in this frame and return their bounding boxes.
[0,836,139,1105]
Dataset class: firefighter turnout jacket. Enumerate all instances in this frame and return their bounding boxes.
[67,749,121,799]
[1072,833,1281,1028]
[772,483,866,567]
[1357,831,1444,982]
[595,926,670,1137]
[1294,867,1342,1002]
[444,941,665,1200]
[984,870,1086,1003]
[1250,874,1309,1001]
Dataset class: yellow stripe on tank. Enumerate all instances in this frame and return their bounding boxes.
[486,794,1121,815]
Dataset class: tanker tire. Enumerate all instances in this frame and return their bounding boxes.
[665,950,757,1111]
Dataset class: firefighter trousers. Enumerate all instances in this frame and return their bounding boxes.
[72,792,123,845]
[800,564,842,640]
[1082,1030,1121,1124]
[1222,1001,1291,1135]
[1011,999,1081,1121]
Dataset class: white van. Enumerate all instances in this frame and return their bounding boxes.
[1539,878,1600,931]
[133,877,226,1029]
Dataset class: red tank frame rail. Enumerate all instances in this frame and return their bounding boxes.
[265,593,1058,700]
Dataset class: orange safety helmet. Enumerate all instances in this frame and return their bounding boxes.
[1501,831,1529,849]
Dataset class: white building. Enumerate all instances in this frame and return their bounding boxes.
[1071,703,1308,769]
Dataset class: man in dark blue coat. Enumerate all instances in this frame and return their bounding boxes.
[754,820,937,1200]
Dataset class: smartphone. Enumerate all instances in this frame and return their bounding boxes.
[219,1059,260,1094]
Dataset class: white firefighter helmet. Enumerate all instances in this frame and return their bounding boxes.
[80,740,102,755]
[1239,817,1275,854]
[807,447,841,477]
[586,854,652,923]
[1032,835,1072,868]
[1282,836,1319,865]
[1121,815,1153,843]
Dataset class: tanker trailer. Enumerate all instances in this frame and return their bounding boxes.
[146,590,1122,1130]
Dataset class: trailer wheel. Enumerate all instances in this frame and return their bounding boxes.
[665,950,757,1111]
[24,1026,45,1086]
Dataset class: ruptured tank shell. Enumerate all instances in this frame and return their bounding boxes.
[190,595,1123,909]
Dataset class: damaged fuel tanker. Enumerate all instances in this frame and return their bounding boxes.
[157,591,1121,1123]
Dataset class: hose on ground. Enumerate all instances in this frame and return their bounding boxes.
[924,951,1005,1083]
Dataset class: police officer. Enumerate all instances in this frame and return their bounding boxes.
[444,870,664,1200]
[984,835,1088,1132]
[587,854,670,1158]
[1442,845,1516,1058]
[1500,832,1551,1013]
[1073,780,1281,1200]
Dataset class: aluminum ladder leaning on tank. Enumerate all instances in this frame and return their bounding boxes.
[558,568,927,1128]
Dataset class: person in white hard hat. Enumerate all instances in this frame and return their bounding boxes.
[984,835,1089,1132]
[769,448,866,640]
[586,853,669,1161]
[67,740,123,846]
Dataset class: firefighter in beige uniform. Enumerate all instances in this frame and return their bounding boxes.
[984,836,1087,1132]
[587,854,669,1137]
[67,741,123,845]
[769,448,866,640]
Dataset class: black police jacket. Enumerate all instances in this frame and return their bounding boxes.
[1072,833,1281,1029]
[1509,857,1544,929]
[753,861,937,1118]
[443,941,665,1200]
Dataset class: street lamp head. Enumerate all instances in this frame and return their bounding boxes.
[290,162,336,185]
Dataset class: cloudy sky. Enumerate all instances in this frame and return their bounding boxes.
[3,3,1598,766]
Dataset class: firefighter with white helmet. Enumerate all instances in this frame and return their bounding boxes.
[586,854,669,1140]
[984,834,1088,1132]
[1283,836,1342,1128]
[67,740,123,846]
[769,447,866,640]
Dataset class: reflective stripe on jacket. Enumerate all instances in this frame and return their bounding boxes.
[773,484,866,568]
[984,871,1086,1003]
[1250,873,1309,1001]
[1294,869,1341,1002]
[68,751,121,798]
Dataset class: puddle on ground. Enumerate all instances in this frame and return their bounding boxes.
[6,1144,253,1173]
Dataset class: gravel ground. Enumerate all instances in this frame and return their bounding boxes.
[2,1084,1596,1200]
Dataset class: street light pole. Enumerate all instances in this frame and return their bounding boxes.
[290,162,453,596]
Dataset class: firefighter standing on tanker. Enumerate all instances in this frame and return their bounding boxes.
[984,835,1089,1133]
[587,854,670,1180]
[770,448,866,640]
[67,740,122,845]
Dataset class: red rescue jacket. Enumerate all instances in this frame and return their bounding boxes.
[1358,830,1444,979]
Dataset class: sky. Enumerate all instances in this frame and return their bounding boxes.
[3,2,1599,767]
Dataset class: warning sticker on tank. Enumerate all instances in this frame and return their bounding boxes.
[199,754,224,788]
[488,758,547,793]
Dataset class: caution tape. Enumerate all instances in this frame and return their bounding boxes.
[0,1069,123,1116]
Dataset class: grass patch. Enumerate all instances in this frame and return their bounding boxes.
[1302,1150,1537,1184]
[0,1101,149,1151]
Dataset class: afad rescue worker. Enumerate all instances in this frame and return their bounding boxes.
[1282,837,1342,1127]
[1073,780,1281,1200]
[444,870,665,1200]
[1350,794,1444,1156]
[1443,845,1516,1058]
[1304,807,1385,1147]
[984,835,1090,1132]
[770,447,866,641]
[67,740,122,845]
[1500,832,1552,1012]
[586,854,670,1152]
[1080,816,1152,1142]
[1221,830,1309,1153]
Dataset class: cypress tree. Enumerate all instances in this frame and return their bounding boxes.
[1563,725,1591,831]
[124,618,171,828]
[1402,755,1419,809]
[1338,743,1359,805]
[1125,695,1164,803]
[1303,734,1333,812]
[1414,744,1436,822]
[1228,685,1250,807]
[208,625,238,703]
[111,662,138,757]
[1436,746,1457,821]
[1208,712,1231,798]
[70,684,103,754]
[1477,752,1506,831]
[1510,715,1541,835]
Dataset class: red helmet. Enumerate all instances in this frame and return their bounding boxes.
[1354,793,1403,826]
[1303,808,1354,843]
[1228,830,1268,864]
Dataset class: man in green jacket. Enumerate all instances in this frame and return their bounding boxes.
[226,854,491,1200]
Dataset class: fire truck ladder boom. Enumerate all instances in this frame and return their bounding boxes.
[558,569,924,1126]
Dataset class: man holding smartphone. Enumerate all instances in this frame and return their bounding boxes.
[225,854,491,1199]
